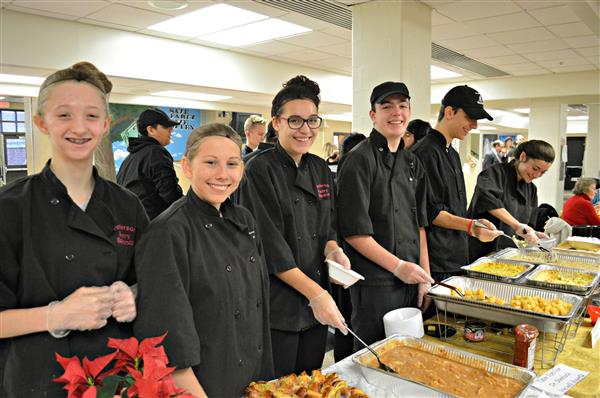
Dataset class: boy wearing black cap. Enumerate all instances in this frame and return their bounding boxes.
[411,85,501,287]
[336,81,434,347]
[117,108,183,219]
[403,119,431,150]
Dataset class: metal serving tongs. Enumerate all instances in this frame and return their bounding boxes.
[345,326,397,374]
[472,220,551,253]
[431,280,464,297]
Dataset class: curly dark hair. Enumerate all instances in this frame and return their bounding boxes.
[271,75,320,117]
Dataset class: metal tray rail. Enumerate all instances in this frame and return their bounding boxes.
[491,248,600,271]
[351,335,536,398]
[525,264,600,294]
[428,277,583,332]
[461,257,535,282]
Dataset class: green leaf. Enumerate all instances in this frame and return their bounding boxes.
[97,375,123,398]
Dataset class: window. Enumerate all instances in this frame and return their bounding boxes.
[0,109,26,135]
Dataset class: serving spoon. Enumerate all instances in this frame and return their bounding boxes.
[345,326,397,374]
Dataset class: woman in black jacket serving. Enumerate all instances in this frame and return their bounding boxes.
[468,140,555,261]
[239,75,349,377]
[0,62,147,397]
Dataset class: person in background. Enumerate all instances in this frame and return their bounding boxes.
[238,76,348,378]
[117,108,183,220]
[468,140,555,261]
[243,121,278,163]
[411,85,502,289]
[562,177,600,226]
[402,119,430,150]
[482,139,503,170]
[134,124,273,397]
[502,137,514,162]
[324,142,340,165]
[336,81,433,348]
[242,114,267,157]
[0,62,147,396]
[592,178,600,207]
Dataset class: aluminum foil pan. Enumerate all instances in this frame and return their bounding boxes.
[461,257,534,282]
[428,276,582,332]
[492,248,600,271]
[351,335,536,398]
[525,264,600,294]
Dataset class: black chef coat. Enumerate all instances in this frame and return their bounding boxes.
[133,190,273,397]
[467,160,538,260]
[0,161,148,397]
[237,142,337,332]
[411,129,469,273]
[336,129,428,286]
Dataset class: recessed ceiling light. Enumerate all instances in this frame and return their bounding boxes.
[0,73,45,85]
[431,65,461,80]
[200,18,310,47]
[152,90,231,101]
[148,4,266,38]
[567,115,588,121]
[147,0,188,11]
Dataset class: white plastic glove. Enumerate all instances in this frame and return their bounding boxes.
[47,286,114,336]
[326,247,350,270]
[392,260,434,284]
[470,219,503,243]
[417,282,432,310]
[110,281,137,323]
[535,231,549,240]
[308,290,347,335]
[515,223,540,245]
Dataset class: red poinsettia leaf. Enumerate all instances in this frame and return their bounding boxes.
[55,353,77,370]
[134,378,160,398]
[53,356,88,384]
[108,336,140,360]
[141,353,175,382]
[82,385,98,398]
[158,377,187,397]
[138,333,167,353]
[82,352,116,379]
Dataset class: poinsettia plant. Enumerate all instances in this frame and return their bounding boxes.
[53,333,196,398]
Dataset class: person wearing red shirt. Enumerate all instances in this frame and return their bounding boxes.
[562,177,600,226]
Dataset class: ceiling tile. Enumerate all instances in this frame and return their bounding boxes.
[513,1,570,11]
[116,0,214,17]
[85,3,169,29]
[563,35,600,48]
[487,27,555,44]
[464,12,540,34]
[78,17,139,32]
[575,46,600,57]
[435,1,521,22]
[280,31,345,48]
[528,5,580,25]
[523,48,582,62]
[318,26,351,40]
[239,40,305,56]
[510,68,551,76]
[11,0,108,18]
[310,56,352,72]
[5,4,80,20]
[437,34,499,50]
[431,10,454,26]
[432,22,475,40]
[547,22,594,38]
[536,56,588,67]
[586,56,600,67]
[547,64,596,73]
[479,54,529,66]
[278,11,331,31]
[227,0,288,18]
[499,61,543,71]
[279,48,335,63]
[317,42,352,58]
[137,29,193,42]
[465,45,515,58]
[508,39,569,53]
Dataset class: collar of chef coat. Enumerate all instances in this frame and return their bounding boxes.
[185,187,250,232]
[40,160,116,244]
[507,159,529,202]
[272,141,319,200]
[369,128,406,170]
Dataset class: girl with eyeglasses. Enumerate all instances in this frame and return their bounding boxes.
[238,75,349,377]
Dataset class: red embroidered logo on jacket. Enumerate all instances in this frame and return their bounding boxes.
[114,225,136,246]
[316,184,331,199]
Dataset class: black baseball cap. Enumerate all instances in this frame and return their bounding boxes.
[137,108,180,134]
[370,81,410,107]
[441,85,493,121]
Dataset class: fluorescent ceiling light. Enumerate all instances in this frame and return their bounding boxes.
[148,4,266,38]
[0,73,45,85]
[200,18,311,47]
[567,115,588,121]
[152,90,231,101]
[431,65,461,80]
[512,108,530,114]
[487,109,528,129]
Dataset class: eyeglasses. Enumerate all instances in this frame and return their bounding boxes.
[279,115,323,129]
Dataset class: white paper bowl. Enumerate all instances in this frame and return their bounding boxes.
[383,307,424,338]
[326,259,365,288]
